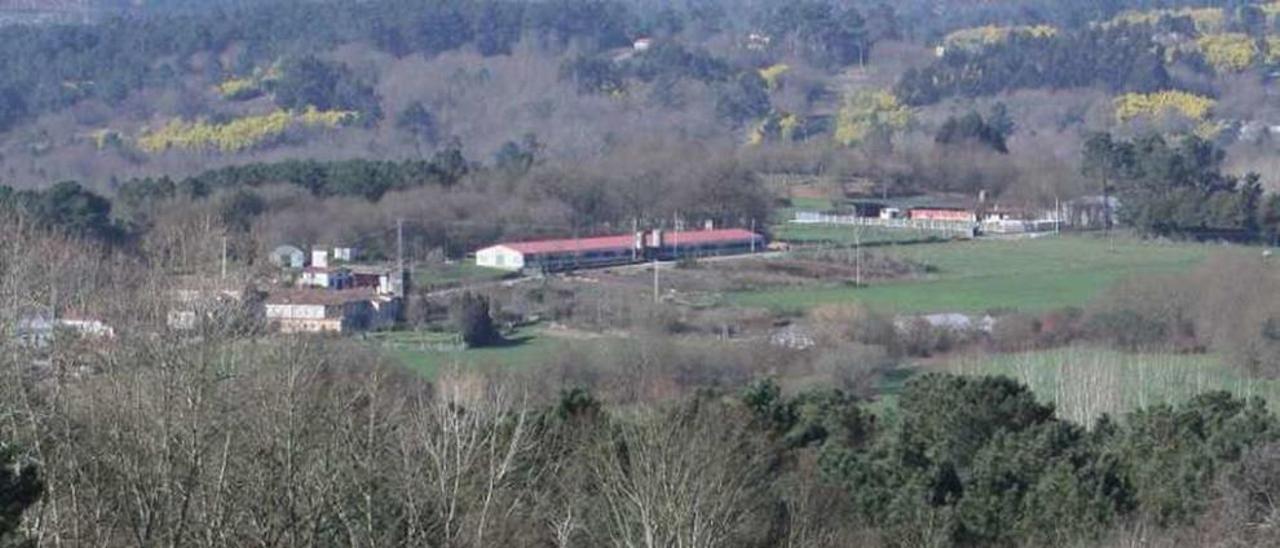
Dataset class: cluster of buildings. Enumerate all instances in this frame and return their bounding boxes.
[262,246,405,334]
[475,227,766,273]
[840,193,1086,234]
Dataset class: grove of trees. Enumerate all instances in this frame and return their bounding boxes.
[1083,133,1266,240]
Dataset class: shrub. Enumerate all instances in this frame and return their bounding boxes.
[900,318,957,357]
[1085,309,1168,351]
[808,304,898,352]
[990,313,1042,352]
[451,291,501,347]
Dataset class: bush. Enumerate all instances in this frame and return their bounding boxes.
[808,304,898,352]
[1085,309,1169,351]
[1036,307,1085,348]
[450,292,501,347]
[900,318,957,357]
[990,313,1041,352]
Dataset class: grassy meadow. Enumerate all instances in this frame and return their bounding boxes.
[731,234,1220,314]
[771,223,954,246]
[369,327,568,378]
[414,262,511,291]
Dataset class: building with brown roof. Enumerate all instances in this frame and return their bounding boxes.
[264,288,400,334]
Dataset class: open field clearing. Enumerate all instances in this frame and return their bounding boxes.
[729,234,1222,314]
[941,347,1280,423]
[414,262,512,291]
[771,222,953,246]
[369,327,566,378]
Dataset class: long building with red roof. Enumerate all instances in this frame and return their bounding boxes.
[475,228,764,272]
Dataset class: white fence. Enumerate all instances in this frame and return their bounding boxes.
[791,211,1061,236]
[791,211,976,236]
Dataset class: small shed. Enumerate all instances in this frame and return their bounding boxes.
[270,245,306,269]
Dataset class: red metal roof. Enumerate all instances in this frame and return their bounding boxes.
[494,228,761,256]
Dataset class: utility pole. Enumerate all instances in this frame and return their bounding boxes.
[652,258,660,303]
[220,235,228,280]
[673,211,680,260]
[855,229,865,286]
[1055,196,1061,235]
[397,218,405,296]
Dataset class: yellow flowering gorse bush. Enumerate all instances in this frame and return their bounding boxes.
[138,107,356,153]
[758,64,790,90]
[834,89,911,146]
[1195,33,1258,72]
[1114,91,1215,124]
[1107,8,1225,34]
[942,25,1058,50]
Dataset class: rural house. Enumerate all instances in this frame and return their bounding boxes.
[264,288,400,334]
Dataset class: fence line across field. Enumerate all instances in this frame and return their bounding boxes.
[790,211,975,235]
[790,211,1059,235]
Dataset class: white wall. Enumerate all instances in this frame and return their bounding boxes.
[266,304,327,320]
[476,246,524,271]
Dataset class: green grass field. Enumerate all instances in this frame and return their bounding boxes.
[773,197,836,224]
[772,223,954,246]
[415,262,511,290]
[941,347,1280,421]
[731,234,1219,314]
[370,327,568,378]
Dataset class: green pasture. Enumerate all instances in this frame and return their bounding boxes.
[370,327,567,378]
[730,234,1221,314]
[415,262,511,290]
[772,223,953,246]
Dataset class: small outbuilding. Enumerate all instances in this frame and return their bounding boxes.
[270,245,306,269]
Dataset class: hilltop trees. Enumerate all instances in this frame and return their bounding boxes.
[395,101,439,146]
[273,56,381,122]
[898,24,1171,106]
[760,1,871,68]
[0,182,121,243]
[935,111,1009,153]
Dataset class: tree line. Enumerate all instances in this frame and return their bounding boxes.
[2,329,1277,547]
[897,24,1171,106]
[0,0,898,134]
[1083,132,1276,241]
